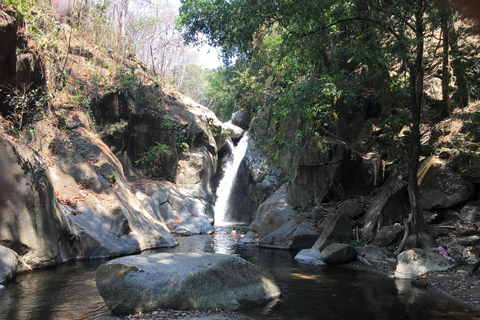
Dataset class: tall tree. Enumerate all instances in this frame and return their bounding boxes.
[178,0,458,242]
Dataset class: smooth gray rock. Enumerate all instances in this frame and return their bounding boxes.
[258,219,319,250]
[294,248,326,266]
[395,248,455,279]
[222,122,244,140]
[0,246,19,284]
[95,253,281,315]
[321,243,357,265]
[312,211,352,252]
[231,110,251,129]
[249,184,298,236]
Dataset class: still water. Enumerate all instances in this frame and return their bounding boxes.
[1,225,480,320]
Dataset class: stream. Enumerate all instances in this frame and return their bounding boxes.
[1,225,480,320]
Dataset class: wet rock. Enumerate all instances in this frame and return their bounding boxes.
[0,246,18,284]
[95,253,281,315]
[418,156,475,210]
[361,172,408,243]
[240,140,286,223]
[294,248,326,266]
[321,243,357,265]
[395,248,455,279]
[258,218,319,250]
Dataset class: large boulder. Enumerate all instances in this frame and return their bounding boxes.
[418,156,475,210]
[311,211,352,252]
[231,110,251,129]
[361,172,408,243]
[0,246,19,284]
[95,252,281,315]
[287,137,361,211]
[258,218,319,250]
[249,183,298,236]
[394,248,455,279]
[294,248,326,266]
[321,243,357,265]
[222,122,244,140]
[295,210,353,265]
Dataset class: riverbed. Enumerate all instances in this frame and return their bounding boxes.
[1,225,480,320]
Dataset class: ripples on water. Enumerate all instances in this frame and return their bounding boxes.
[1,225,480,320]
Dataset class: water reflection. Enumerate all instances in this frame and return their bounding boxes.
[1,225,480,320]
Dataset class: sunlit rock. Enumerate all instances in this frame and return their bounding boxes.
[418,156,475,210]
[294,248,326,266]
[95,252,281,315]
[395,248,455,279]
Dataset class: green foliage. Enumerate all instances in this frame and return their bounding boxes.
[135,141,172,167]
[160,112,191,152]
[108,171,118,184]
[117,67,142,97]
[205,66,239,121]
[4,0,34,21]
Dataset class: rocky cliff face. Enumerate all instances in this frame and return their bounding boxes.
[0,10,224,284]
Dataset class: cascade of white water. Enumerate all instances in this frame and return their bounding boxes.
[214,133,249,225]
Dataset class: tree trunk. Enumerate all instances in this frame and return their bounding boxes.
[396,0,427,255]
[408,0,426,236]
[440,5,451,115]
[447,12,470,108]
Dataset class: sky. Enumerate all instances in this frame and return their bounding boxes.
[169,0,223,69]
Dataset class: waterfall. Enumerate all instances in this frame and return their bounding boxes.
[214,133,249,225]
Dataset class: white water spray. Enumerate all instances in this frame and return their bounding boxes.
[214,133,249,225]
